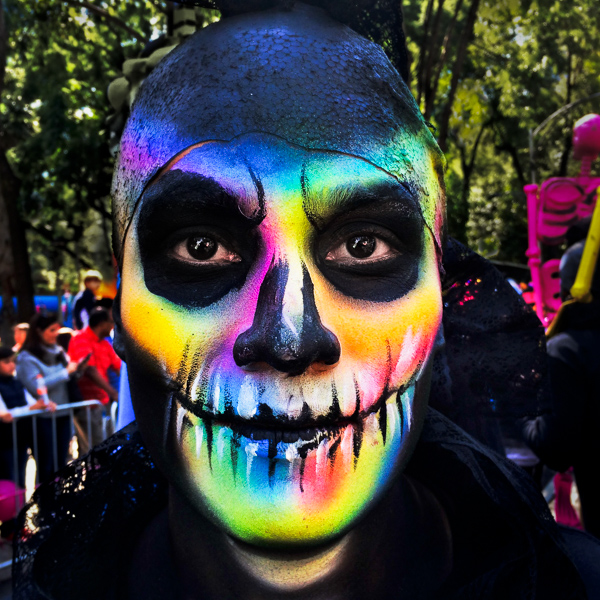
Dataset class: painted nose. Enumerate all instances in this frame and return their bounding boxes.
[233,260,340,376]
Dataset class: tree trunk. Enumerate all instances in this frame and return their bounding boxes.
[0,0,35,323]
[437,0,482,152]
[0,152,35,322]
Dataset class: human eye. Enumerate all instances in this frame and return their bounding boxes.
[140,223,254,309]
[315,216,423,302]
[171,233,242,265]
[324,232,400,266]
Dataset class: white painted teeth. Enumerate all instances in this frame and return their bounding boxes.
[399,387,414,433]
[237,380,257,419]
[316,437,329,479]
[382,402,400,439]
[176,405,186,442]
[216,427,227,461]
[189,361,378,421]
[212,374,221,413]
[195,425,203,459]
[341,376,357,416]
[245,443,259,483]
[340,426,354,469]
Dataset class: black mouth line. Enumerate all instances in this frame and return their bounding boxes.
[173,381,410,436]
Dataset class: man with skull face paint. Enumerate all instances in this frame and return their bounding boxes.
[15,2,600,599]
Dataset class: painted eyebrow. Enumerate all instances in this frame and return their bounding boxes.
[300,172,423,231]
[137,170,265,225]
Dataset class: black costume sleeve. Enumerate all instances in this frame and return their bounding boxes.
[521,332,586,472]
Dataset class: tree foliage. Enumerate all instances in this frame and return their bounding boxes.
[0,0,599,335]
[1,1,165,305]
[405,0,600,260]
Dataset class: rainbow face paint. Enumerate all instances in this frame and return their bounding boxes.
[119,134,443,547]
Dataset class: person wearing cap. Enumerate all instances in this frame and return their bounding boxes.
[12,323,29,354]
[0,346,55,488]
[524,240,600,538]
[72,270,103,331]
[69,307,121,454]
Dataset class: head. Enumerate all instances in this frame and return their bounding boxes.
[23,313,61,353]
[0,347,16,377]
[89,308,114,339]
[560,240,600,301]
[13,323,29,347]
[83,270,103,294]
[113,3,446,549]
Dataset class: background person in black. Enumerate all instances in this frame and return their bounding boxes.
[72,270,103,330]
[0,346,55,488]
[523,240,600,538]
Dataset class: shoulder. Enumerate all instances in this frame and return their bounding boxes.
[14,423,168,599]
[69,332,91,352]
[413,410,596,597]
[15,351,39,367]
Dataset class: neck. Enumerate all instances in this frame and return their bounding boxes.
[226,533,353,597]
[168,475,452,600]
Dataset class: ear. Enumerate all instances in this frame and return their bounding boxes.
[112,285,126,361]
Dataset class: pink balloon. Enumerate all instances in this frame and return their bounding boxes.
[572,114,600,161]
[0,480,25,522]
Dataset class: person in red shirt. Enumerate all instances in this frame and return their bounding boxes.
[69,307,121,454]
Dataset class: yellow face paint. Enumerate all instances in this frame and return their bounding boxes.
[120,135,443,547]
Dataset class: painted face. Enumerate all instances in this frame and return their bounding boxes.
[119,134,443,547]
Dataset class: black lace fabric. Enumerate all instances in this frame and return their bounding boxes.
[430,239,551,451]
[13,424,168,600]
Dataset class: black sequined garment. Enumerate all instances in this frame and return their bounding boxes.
[430,239,551,451]
[14,410,598,599]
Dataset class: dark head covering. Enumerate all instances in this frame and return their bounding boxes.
[0,346,15,361]
[560,240,600,299]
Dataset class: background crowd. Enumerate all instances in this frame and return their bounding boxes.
[0,269,121,534]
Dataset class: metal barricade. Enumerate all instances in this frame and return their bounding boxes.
[5,400,110,512]
[0,400,116,577]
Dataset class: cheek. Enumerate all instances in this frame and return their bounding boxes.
[312,242,442,392]
[120,235,272,379]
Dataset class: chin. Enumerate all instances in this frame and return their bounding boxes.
[128,353,432,549]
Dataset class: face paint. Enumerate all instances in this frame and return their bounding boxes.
[120,134,443,546]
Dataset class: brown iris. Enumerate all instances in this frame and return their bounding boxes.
[347,235,376,259]
[187,236,217,260]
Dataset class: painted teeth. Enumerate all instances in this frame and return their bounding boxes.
[195,425,203,458]
[175,383,410,477]
[176,405,186,441]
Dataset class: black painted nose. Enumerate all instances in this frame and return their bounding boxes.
[233,260,340,376]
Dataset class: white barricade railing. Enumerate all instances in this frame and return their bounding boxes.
[4,400,116,517]
[0,401,118,576]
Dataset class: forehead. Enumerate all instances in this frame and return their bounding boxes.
[112,5,444,258]
[132,135,427,235]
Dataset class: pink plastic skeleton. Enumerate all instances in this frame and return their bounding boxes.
[525,114,600,326]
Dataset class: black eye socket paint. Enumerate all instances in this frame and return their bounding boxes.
[314,201,424,302]
[137,170,259,308]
